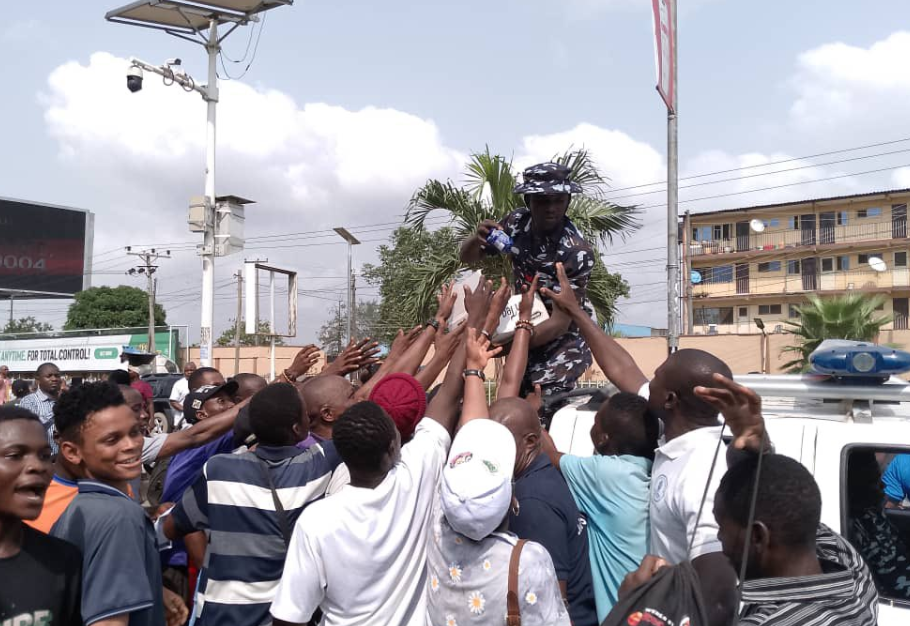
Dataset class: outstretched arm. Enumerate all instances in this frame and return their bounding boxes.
[460,328,502,428]
[541,262,648,394]
[156,398,249,460]
[497,275,539,399]
[415,324,466,390]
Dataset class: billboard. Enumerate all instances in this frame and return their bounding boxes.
[0,197,94,298]
[0,330,178,373]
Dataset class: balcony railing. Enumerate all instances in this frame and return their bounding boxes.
[693,267,910,298]
[689,220,905,257]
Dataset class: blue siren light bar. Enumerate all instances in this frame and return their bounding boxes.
[809,340,910,377]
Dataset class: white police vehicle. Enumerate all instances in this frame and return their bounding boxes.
[548,341,910,624]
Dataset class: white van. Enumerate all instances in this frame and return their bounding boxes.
[548,374,910,625]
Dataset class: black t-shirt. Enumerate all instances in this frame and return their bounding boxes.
[510,452,598,626]
[0,525,83,626]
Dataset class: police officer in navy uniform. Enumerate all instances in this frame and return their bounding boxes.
[460,162,596,397]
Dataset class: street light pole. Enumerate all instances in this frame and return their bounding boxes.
[333,228,361,347]
[666,0,680,354]
[200,19,219,367]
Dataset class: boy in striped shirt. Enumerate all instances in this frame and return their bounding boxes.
[162,382,341,626]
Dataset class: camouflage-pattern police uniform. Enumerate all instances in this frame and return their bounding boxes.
[485,163,596,396]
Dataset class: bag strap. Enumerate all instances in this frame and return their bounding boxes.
[256,456,292,547]
[506,539,528,626]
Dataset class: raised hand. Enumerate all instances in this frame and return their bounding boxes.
[464,278,494,326]
[694,373,769,453]
[483,277,512,335]
[322,338,381,377]
[466,327,502,371]
[539,262,581,314]
[389,325,423,359]
[287,344,320,379]
[519,274,540,320]
[434,282,457,323]
[435,323,467,361]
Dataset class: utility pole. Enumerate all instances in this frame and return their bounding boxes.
[126,247,171,354]
[666,0,680,353]
[233,270,243,375]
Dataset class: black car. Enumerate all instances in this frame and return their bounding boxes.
[141,373,184,434]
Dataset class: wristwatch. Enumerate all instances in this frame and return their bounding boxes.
[426,318,440,330]
[463,369,486,381]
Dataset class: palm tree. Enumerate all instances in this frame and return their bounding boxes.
[404,147,640,326]
[781,293,893,372]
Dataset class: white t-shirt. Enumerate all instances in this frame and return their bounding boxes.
[326,462,351,495]
[169,377,190,428]
[141,433,169,464]
[649,425,727,564]
[270,417,452,626]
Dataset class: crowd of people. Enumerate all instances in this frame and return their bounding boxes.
[0,163,886,626]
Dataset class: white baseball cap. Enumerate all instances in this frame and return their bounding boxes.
[440,419,517,541]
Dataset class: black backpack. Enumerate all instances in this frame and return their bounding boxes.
[600,559,707,626]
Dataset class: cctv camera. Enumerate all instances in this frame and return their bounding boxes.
[166,58,182,66]
[127,66,143,93]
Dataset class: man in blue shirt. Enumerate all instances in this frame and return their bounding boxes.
[19,362,62,454]
[542,392,659,621]
[882,454,910,507]
[492,396,598,626]
[162,382,341,626]
[51,382,168,626]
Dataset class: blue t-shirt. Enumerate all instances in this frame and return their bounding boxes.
[51,480,165,626]
[161,430,235,567]
[883,454,910,505]
[509,453,598,626]
[560,453,652,621]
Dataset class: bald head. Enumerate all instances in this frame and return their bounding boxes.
[299,375,356,438]
[490,397,542,477]
[652,349,733,424]
[232,373,267,403]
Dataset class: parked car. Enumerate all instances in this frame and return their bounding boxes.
[141,373,183,434]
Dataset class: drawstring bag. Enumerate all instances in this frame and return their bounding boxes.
[600,560,707,626]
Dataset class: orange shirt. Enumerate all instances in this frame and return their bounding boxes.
[27,475,78,534]
[27,475,134,534]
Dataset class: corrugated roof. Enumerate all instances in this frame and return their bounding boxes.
[684,187,910,220]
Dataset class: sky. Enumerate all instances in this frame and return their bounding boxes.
[3,0,910,343]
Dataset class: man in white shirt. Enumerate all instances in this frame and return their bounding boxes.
[169,362,196,430]
[271,327,469,626]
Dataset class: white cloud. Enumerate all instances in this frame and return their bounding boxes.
[40,52,466,338]
[789,32,910,140]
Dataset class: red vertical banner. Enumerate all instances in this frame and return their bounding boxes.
[652,0,675,112]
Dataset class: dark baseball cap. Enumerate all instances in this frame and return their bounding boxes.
[184,381,239,424]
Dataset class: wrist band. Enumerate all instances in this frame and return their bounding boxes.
[480,329,492,341]
[282,368,296,382]
[426,318,440,331]
[463,369,486,381]
[515,319,535,336]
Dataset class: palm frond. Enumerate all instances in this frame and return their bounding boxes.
[586,260,631,327]
[553,148,610,197]
[464,148,519,214]
[406,180,487,239]
[568,195,641,247]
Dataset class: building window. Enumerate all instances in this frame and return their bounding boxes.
[787,259,801,275]
[712,224,732,241]
[709,265,733,283]
[789,215,800,230]
[758,304,782,315]
[838,255,850,271]
[822,257,834,272]
[739,307,748,317]
[692,226,712,241]
[789,304,801,319]
[895,251,907,268]
[763,218,780,228]
[837,211,848,225]
[758,261,782,272]
[694,307,734,326]
[858,207,882,218]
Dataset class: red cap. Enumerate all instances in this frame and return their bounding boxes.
[369,373,427,441]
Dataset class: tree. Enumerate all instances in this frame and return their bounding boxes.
[362,227,460,343]
[64,286,166,330]
[317,300,382,355]
[404,148,637,327]
[2,317,54,334]
[782,293,893,372]
[216,319,285,347]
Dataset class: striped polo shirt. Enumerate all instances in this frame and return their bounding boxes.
[739,524,879,626]
[171,441,341,626]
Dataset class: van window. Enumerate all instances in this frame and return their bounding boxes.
[844,447,910,604]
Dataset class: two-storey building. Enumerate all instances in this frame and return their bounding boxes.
[684,188,910,334]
